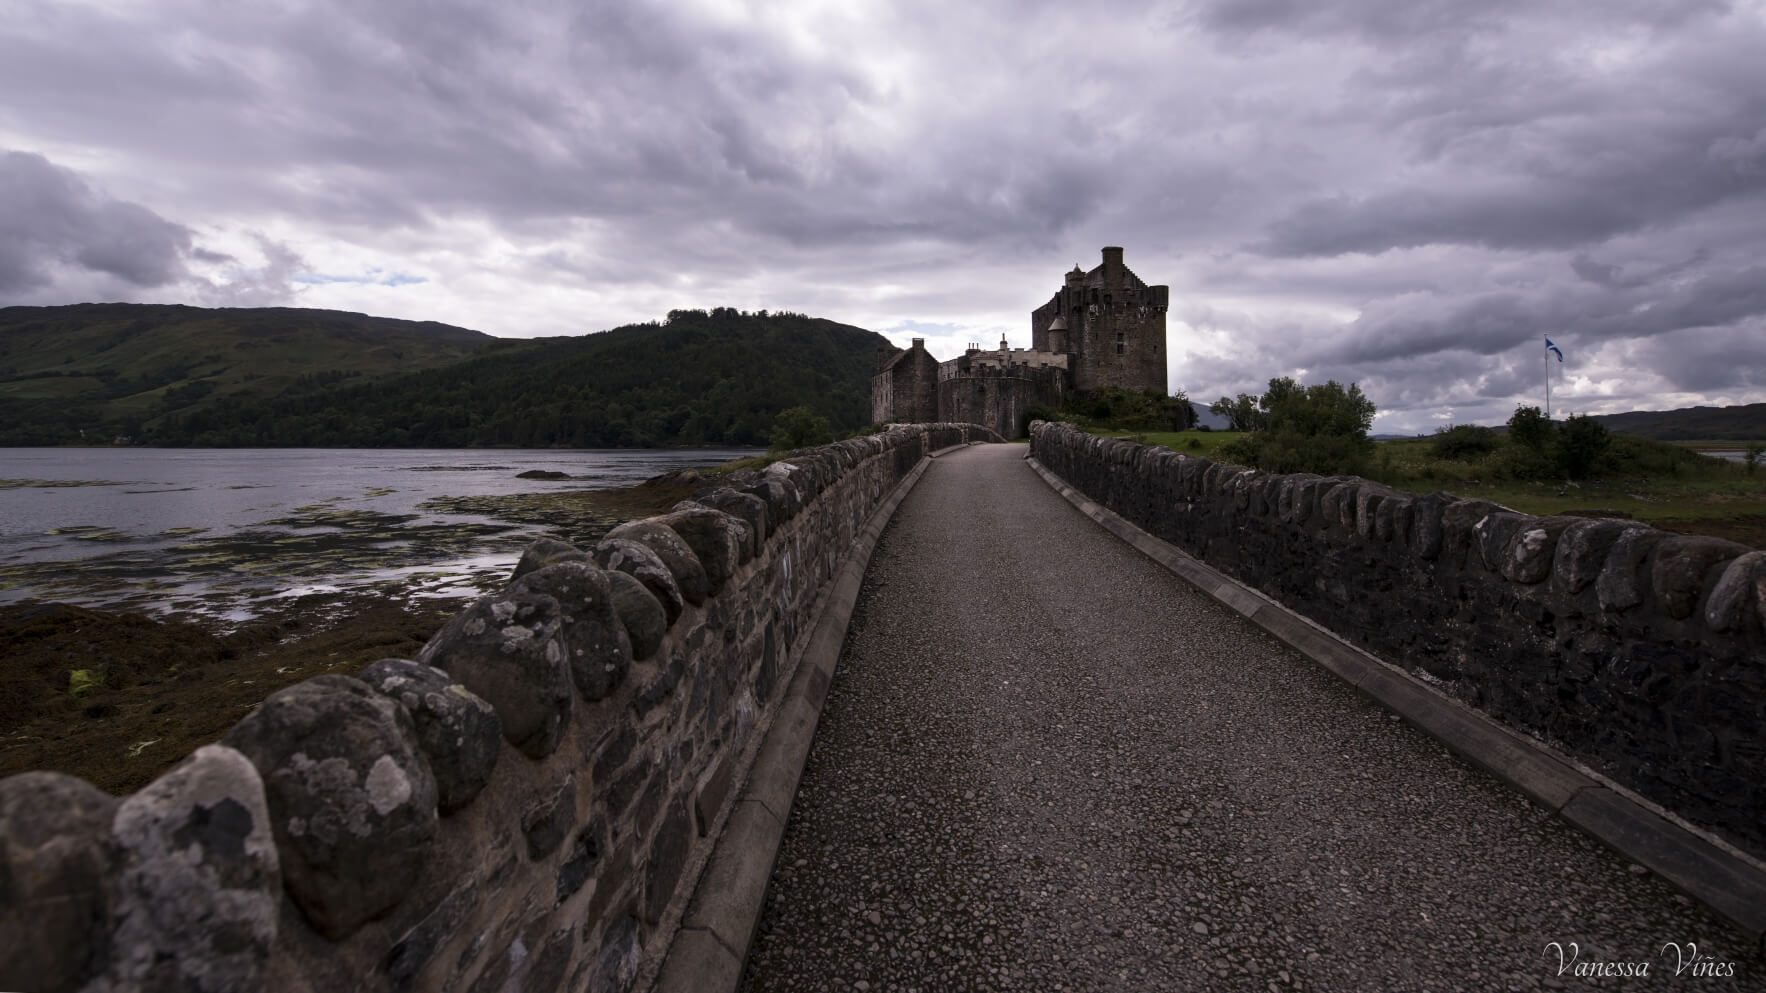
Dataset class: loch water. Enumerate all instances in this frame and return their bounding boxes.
[0,447,756,623]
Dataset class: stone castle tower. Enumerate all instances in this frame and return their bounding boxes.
[1030,246,1168,394]
[872,247,1169,435]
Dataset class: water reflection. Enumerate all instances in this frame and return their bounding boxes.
[0,447,755,622]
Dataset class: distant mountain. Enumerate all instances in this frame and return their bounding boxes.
[1589,403,1766,441]
[0,303,892,447]
[1189,401,1230,430]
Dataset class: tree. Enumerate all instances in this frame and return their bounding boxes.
[1508,405,1553,453]
[1257,376,1303,427]
[1162,389,1196,431]
[769,405,833,451]
[1746,441,1763,476]
[1259,377,1374,440]
[1209,393,1262,431]
[1216,377,1378,475]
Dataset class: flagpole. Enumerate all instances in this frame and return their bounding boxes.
[1544,334,1551,419]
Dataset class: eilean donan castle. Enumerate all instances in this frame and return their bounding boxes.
[872,247,1169,436]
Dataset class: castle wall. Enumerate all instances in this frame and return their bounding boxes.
[0,425,1004,993]
[1031,421,1766,861]
[936,361,1068,438]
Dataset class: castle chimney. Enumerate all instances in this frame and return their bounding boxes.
[911,337,925,351]
[1102,246,1124,272]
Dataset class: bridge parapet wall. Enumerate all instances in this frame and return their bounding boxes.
[1031,421,1766,859]
[0,423,997,993]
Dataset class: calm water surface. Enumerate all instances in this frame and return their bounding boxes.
[0,447,756,622]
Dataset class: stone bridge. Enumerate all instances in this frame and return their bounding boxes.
[3,424,1763,992]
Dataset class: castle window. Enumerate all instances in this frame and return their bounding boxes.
[1116,332,1125,355]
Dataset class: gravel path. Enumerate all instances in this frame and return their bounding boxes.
[741,444,1762,993]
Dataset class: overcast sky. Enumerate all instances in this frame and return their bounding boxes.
[4,0,1764,432]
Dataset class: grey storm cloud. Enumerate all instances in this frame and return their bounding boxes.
[2,0,1765,429]
[0,151,195,293]
[1245,17,1766,260]
[0,0,1124,254]
[1185,0,1730,42]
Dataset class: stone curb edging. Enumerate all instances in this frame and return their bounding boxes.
[1025,455,1766,947]
[650,447,951,991]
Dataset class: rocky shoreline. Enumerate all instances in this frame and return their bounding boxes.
[0,468,710,795]
[0,592,468,794]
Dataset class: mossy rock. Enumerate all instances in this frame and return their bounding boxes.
[67,669,105,698]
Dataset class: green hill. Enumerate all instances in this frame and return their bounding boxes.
[0,304,892,447]
[1589,403,1766,441]
[0,303,500,444]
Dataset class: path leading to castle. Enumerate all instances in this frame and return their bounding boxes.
[738,443,1755,993]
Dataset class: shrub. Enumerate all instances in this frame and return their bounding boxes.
[1066,388,1194,434]
[1487,444,1557,481]
[1020,404,1061,438]
[1217,435,1259,467]
[1430,424,1500,461]
[1216,430,1371,476]
[1555,413,1610,480]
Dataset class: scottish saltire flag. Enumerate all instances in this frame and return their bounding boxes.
[1545,337,1564,363]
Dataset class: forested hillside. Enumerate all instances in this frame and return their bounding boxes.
[157,308,886,447]
[1,304,891,447]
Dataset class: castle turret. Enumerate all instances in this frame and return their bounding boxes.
[1047,315,1068,354]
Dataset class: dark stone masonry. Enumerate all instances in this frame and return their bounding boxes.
[1031,420,1766,860]
[0,423,998,993]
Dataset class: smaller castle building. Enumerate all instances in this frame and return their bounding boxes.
[872,247,1169,436]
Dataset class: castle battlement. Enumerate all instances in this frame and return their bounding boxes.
[937,348,1069,382]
